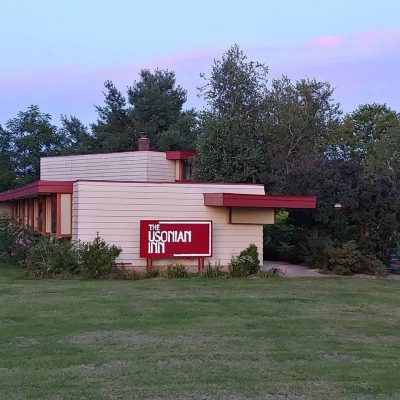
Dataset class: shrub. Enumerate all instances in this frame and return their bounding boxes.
[80,234,122,279]
[228,244,261,277]
[0,216,35,263]
[115,266,143,280]
[363,255,387,277]
[201,261,223,278]
[258,267,283,278]
[327,241,363,275]
[298,231,333,269]
[145,267,160,279]
[239,244,260,274]
[23,236,80,278]
[228,255,256,277]
[161,261,189,278]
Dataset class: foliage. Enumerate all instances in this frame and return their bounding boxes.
[229,244,261,277]
[298,231,333,269]
[145,267,160,279]
[92,71,198,152]
[5,105,67,185]
[194,45,268,183]
[239,243,260,273]
[0,216,36,263]
[59,115,97,155]
[286,158,399,263]
[263,211,300,262]
[363,255,387,277]
[261,77,341,192]
[114,266,143,280]
[161,261,189,278]
[327,103,400,176]
[80,234,122,279]
[258,267,283,278]
[201,261,223,278]
[326,241,363,275]
[228,255,257,277]
[0,126,15,191]
[23,236,80,278]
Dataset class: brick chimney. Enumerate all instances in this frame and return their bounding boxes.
[138,133,150,151]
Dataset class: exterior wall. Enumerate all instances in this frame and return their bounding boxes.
[40,151,176,182]
[0,202,12,216]
[72,181,266,266]
[60,194,72,235]
[231,207,274,224]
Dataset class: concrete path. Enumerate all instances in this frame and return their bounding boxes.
[262,261,325,278]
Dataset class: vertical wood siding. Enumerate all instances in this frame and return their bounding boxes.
[72,182,266,266]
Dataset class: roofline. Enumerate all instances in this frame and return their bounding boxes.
[41,149,168,160]
[165,151,197,160]
[73,179,264,187]
[0,181,73,202]
[203,193,317,209]
[73,179,265,186]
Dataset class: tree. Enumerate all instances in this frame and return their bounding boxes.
[92,80,133,151]
[6,105,66,185]
[285,158,399,260]
[59,115,96,154]
[92,71,197,152]
[326,103,400,176]
[261,77,341,192]
[0,125,15,191]
[194,45,268,182]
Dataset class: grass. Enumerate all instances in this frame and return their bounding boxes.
[1,265,400,399]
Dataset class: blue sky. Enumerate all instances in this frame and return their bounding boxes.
[0,0,399,125]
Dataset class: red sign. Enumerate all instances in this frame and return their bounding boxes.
[140,220,212,258]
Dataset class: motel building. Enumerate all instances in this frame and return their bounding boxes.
[0,136,316,269]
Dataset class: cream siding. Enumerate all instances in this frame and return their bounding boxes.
[60,194,72,235]
[72,181,266,266]
[230,207,275,224]
[45,196,52,233]
[40,151,175,182]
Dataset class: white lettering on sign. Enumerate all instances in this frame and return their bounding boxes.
[148,225,192,254]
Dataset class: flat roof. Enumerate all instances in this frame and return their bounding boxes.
[165,151,197,160]
[0,181,73,202]
[203,193,317,209]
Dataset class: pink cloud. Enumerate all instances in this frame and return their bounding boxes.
[310,35,346,47]
[309,28,400,54]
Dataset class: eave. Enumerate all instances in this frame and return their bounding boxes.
[203,193,317,209]
[0,181,73,202]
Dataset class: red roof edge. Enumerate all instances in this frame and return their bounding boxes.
[165,151,197,160]
[204,193,317,209]
[0,180,73,202]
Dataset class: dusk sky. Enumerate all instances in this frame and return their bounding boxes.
[1,0,399,126]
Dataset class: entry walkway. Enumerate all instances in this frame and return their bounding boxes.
[262,261,325,277]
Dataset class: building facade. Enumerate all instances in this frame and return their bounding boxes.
[0,137,316,267]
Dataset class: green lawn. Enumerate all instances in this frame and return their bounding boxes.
[1,266,400,400]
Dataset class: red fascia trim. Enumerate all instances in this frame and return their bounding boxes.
[165,151,197,160]
[0,181,73,202]
[203,193,317,209]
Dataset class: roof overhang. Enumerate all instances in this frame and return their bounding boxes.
[203,193,317,209]
[0,181,73,202]
[165,151,197,160]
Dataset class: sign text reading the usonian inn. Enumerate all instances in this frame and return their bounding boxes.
[140,220,212,258]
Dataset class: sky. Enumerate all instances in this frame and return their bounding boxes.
[0,0,399,126]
